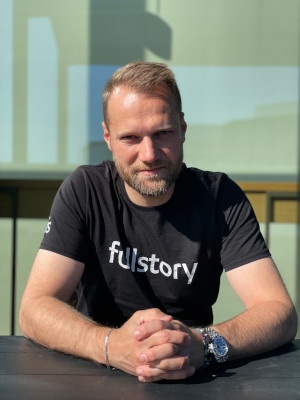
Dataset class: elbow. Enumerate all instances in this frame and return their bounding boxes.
[290,307,298,341]
[285,303,298,343]
[18,305,27,337]
[18,299,31,339]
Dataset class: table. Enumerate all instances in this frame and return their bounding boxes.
[0,336,299,400]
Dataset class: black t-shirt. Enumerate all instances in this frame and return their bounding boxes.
[40,161,270,327]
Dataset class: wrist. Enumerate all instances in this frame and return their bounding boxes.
[192,328,206,369]
[195,327,229,367]
[90,325,113,365]
[104,328,115,369]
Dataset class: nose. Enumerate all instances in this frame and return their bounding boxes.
[139,137,158,163]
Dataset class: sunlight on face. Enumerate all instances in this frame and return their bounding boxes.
[104,85,186,204]
[113,150,183,198]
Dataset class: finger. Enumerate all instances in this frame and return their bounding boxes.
[139,351,190,371]
[139,342,181,363]
[137,365,195,383]
[138,331,191,363]
[171,320,186,331]
[148,366,196,382]
[134,319,173,340]
[139,327,191,349]
[134,308,172,327]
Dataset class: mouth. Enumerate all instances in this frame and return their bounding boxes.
[137,166,164,176]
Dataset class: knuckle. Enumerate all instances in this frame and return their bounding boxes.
[152,308,162,317]
[155,320,165,331]
[169,343,178,355]
[178,356,189,369]
[133,310,142,318]
[163,343,178,357]
[160,329,171,341]
[153,307,161,313]
[146,349,155,362]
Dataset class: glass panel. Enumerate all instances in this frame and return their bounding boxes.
[1,0,299,180]
[269,223,299,317]
[15,219,48,335]
[0,219,12,335]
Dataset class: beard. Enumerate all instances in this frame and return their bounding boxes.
[114,155,183,197]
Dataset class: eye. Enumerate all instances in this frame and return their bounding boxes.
[156,130,170,136]
[120,135,138,141]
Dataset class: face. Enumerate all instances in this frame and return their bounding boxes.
[103,85,187,206]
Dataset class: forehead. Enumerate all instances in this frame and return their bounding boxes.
[107,84,177,117]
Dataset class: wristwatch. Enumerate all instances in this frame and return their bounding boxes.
[196,327,229,366]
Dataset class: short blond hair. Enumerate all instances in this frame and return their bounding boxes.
[102,61,182,124]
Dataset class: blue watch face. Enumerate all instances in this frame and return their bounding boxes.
[213,337,228,357]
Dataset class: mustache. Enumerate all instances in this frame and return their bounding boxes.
[133,162,166,171]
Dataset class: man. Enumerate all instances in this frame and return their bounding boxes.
[19,61,297,383]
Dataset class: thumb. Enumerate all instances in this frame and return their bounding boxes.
[136,308,173,326]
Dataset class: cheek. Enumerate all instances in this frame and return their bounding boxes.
[112,145,137,165]
[165,139,183,156]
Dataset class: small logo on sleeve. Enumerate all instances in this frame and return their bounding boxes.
[44,217,52,234]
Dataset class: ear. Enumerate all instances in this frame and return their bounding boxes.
[102,122,112,151]
[180,112,187,143]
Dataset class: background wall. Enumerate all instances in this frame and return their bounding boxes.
[0,0,299,336]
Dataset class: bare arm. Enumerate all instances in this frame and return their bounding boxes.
[134,257,298,382]
[21,251,296,382]
[212,257,298,359]
[19,249,108,363]
[19,249,189,375]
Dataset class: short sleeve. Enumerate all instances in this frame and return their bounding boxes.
[218,176,271,271]
[40,168,90,263]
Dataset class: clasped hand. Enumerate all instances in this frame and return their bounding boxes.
[108,308,203,382]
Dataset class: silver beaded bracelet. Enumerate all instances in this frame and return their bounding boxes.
[104,328,114,369]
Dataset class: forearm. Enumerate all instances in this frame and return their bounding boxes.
[19,301,182,378]
[213,299,298,360]
[19,295,107,364]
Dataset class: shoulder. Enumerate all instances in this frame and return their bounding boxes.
[180,165,239,196]
[60,160,117,190]
[52,161,118,209]
[178,166,250,217]
[67,160,116,182]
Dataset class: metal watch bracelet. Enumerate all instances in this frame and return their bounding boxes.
[195,327,229,367]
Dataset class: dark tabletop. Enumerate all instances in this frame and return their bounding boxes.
[0,336,299,400]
